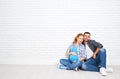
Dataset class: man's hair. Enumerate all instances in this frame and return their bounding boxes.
[84,32,91,35]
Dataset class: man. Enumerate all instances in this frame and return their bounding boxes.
[81,32,112,76]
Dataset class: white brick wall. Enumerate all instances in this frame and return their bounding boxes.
[0,0,120,65]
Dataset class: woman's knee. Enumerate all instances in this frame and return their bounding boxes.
[60,59,68,64]
[60,59,64,64]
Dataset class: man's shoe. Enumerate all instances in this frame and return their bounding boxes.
[100,67,107,76]
[106,67,113,73]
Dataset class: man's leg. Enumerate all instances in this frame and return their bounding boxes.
[84,58,97,65]
[81,63,99,72]
[81,58,99,72]
[95,48,107,76]
[95,48,106,68]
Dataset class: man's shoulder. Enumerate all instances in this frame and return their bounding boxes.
[88,39,95,43]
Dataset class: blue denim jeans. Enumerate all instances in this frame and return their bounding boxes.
[81,48,106,72]
[60,58,83,70]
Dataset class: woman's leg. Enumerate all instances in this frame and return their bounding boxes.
[58,59,69,70]
[67,60,83,70]
[60,59,69,66]
[60,59,82,70]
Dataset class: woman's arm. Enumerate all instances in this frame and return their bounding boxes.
[66,52,71,57]
[66,44,74,57]
[78,44,87,60]
[66,52,77,57]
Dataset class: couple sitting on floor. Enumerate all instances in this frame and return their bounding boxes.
[58,32,113,76]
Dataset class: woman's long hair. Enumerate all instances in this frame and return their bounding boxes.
[73,33,83,44]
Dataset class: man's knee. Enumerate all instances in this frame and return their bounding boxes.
[81,63,87,70]
[100,48,106,52]
[100,48,106,54]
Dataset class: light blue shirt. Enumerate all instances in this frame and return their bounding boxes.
[66,43,87,59]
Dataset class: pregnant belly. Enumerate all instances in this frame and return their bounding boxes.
[69,55,78,63]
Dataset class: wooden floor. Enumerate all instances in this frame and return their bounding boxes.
[0,64,119,79]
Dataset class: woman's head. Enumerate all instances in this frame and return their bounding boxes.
[73,33,84,44]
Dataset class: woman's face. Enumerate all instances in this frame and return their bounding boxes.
[77,35,83,44]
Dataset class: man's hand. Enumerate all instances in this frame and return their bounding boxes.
[92,48,100,59]
[92,53,97,59]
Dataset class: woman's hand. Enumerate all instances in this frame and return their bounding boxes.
[66,52,77,57]
[70,52,77,55]
[66,52,71,57]
[80,58,86,61]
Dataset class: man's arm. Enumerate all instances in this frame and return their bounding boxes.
[92,40,103,48]
[92,40,103,59]
[93,48,100,59]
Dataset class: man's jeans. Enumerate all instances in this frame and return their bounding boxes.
[81,48,106,72]
[60,58,83,70]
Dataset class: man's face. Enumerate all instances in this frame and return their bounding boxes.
[84,33,90,42]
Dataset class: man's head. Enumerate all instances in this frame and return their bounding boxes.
[83,32,91,42]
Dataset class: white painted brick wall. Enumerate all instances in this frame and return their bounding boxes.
[0,0,120,65]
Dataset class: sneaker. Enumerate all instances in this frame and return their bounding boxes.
[58,65,67,70]
[74,67,79,71]
[100,67,107,76]
[106,67,113,73]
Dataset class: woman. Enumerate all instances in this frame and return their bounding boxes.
[58,33,87,70]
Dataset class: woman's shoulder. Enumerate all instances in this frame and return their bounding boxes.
[79,44,85,48]
[79,43,84,46]
[68,43,74,47]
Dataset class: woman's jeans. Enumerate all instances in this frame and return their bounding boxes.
[60,58,83,70]
[81,48,106,72]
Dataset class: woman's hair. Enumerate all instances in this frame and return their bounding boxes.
[73,33,83,43]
